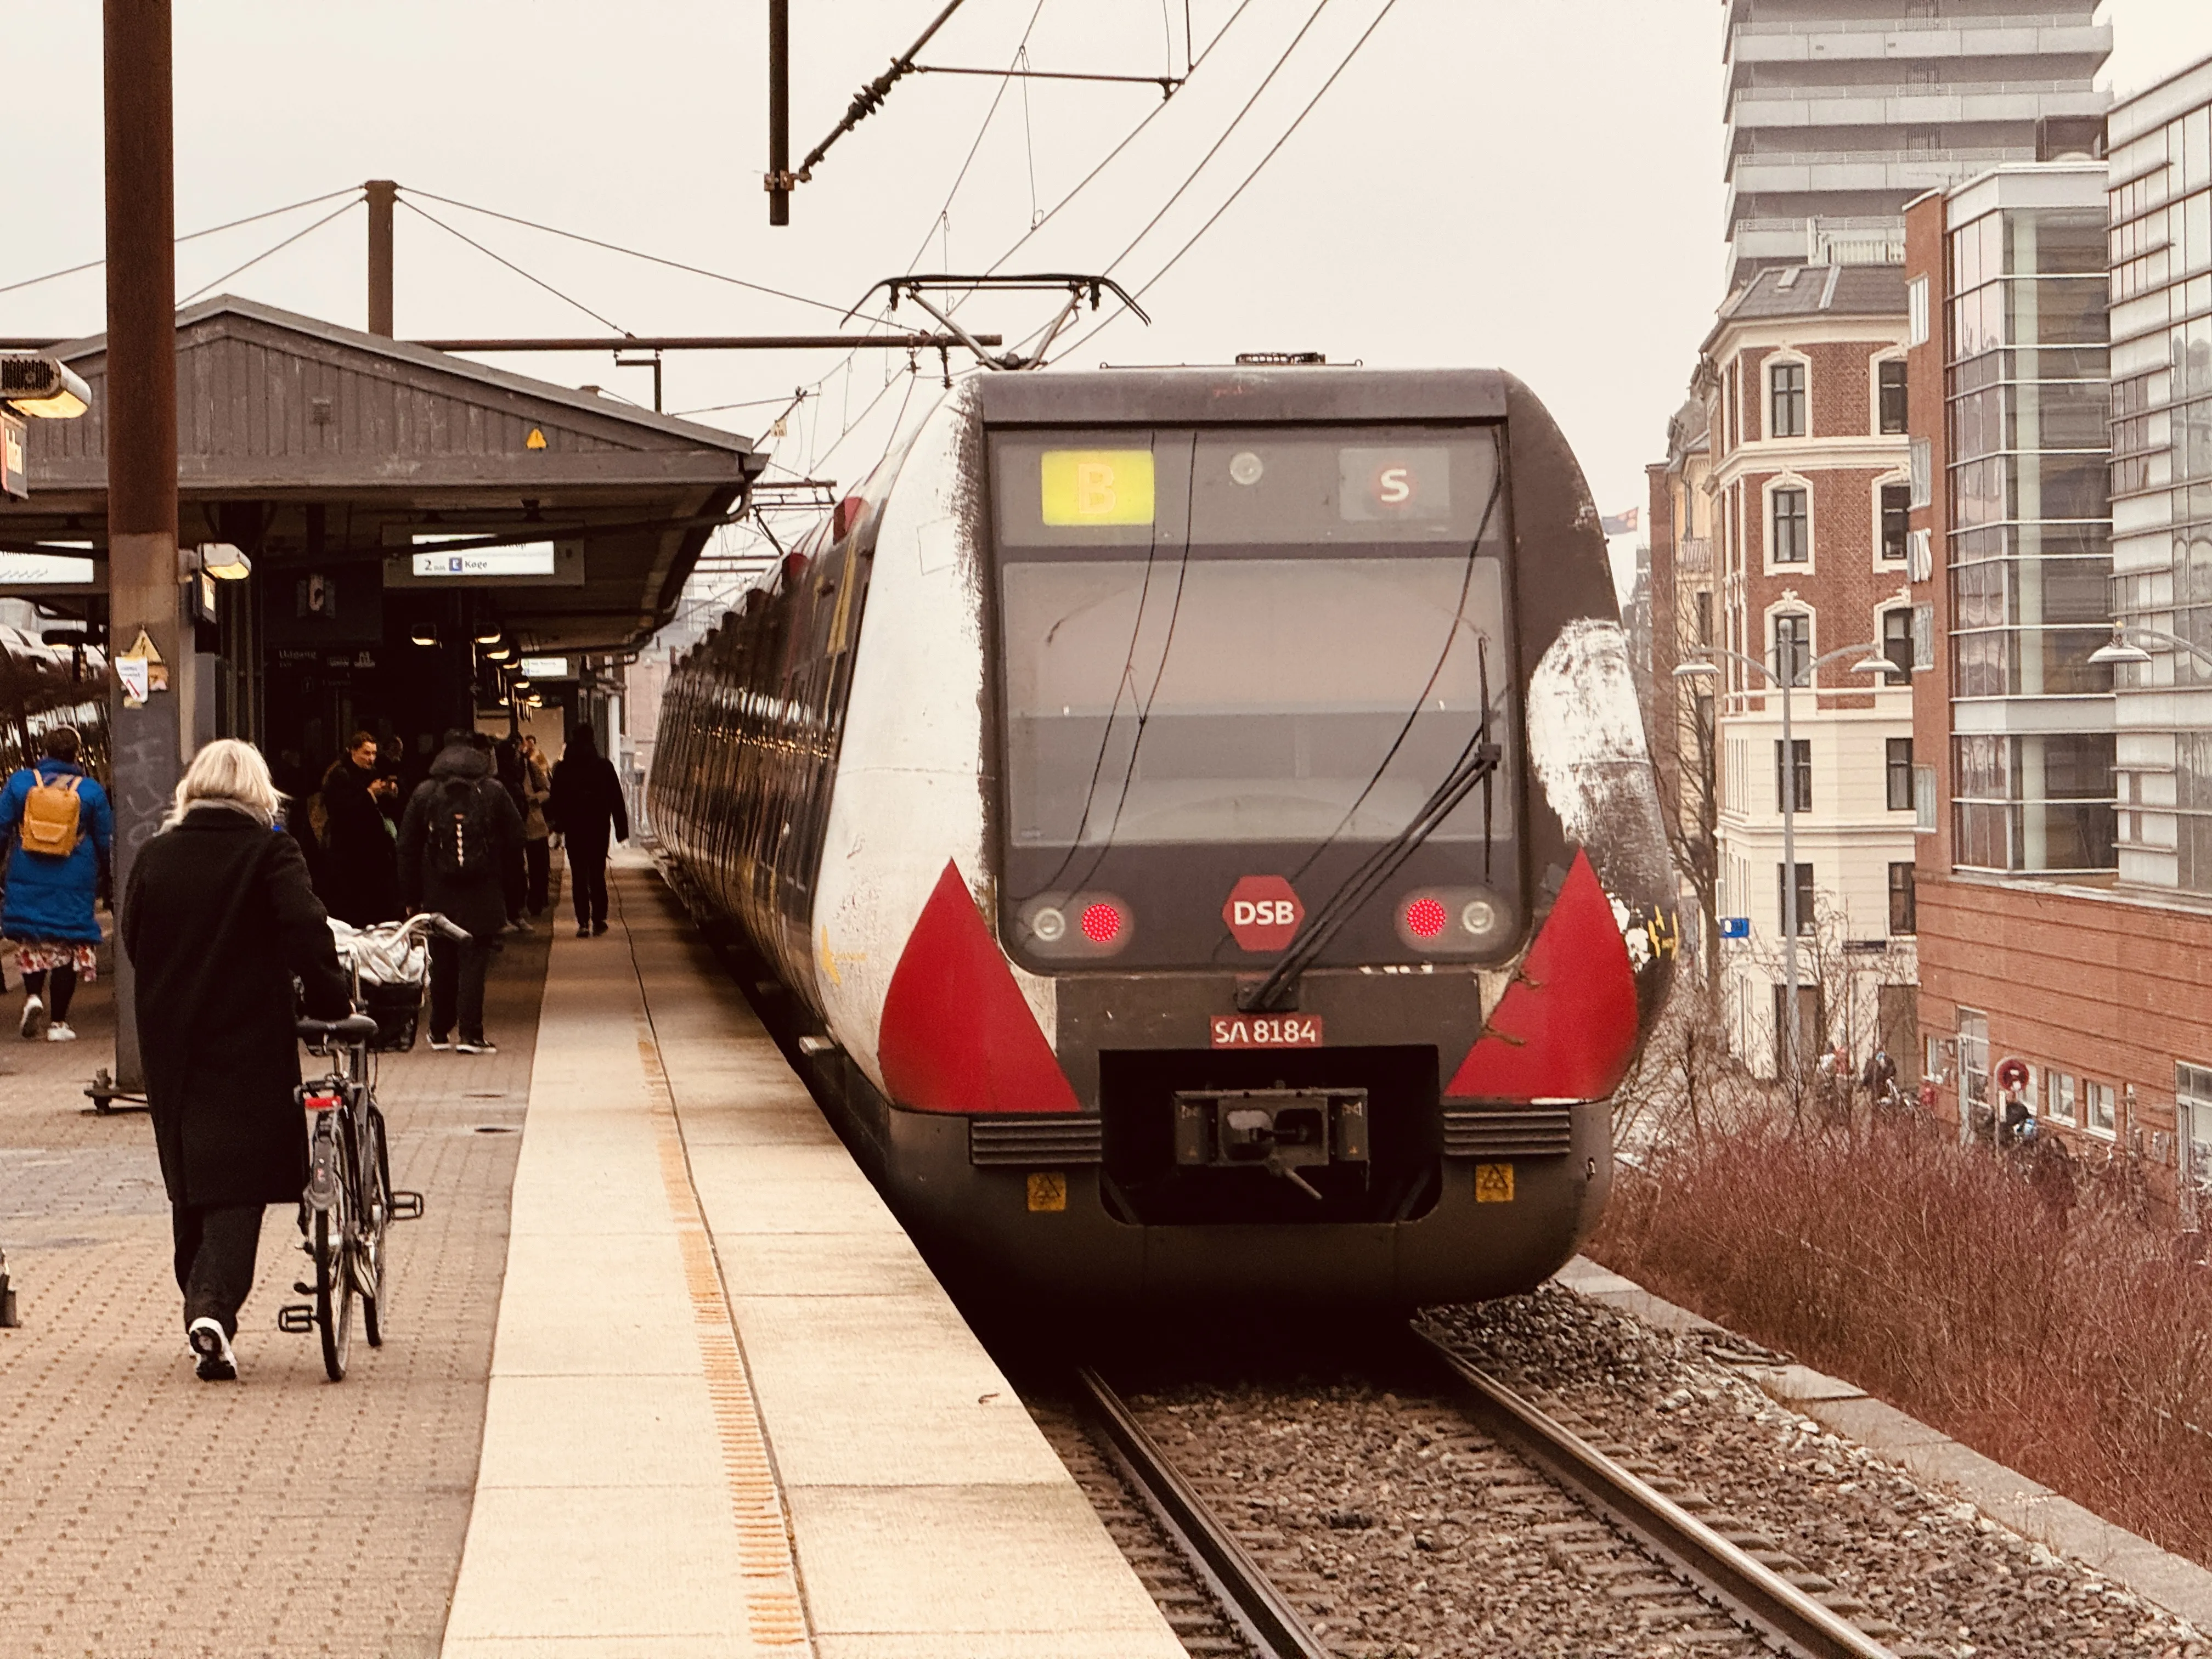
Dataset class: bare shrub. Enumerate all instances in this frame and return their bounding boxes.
[1593,1113,2212,1567]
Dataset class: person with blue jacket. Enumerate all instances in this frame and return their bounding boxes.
[0,726,115,1042]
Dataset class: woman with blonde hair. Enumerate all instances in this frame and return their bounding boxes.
[122,739,352,1381]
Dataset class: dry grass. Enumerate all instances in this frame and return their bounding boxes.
[1592,1112,2212,1568]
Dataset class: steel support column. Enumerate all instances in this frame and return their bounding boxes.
[104,0,181,1093]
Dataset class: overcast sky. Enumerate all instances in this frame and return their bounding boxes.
[7,1,2211,560]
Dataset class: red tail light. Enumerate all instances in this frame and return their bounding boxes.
[1079,901,1124,944]
[1402,895,1448,939]
[305,1093,342,1113]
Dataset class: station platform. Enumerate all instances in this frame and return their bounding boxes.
[0,854,1180,1659]
[443,854,1181,1658]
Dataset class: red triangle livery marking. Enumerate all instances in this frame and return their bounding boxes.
[878,860,1081,1115]
[1443,849,1638,1103]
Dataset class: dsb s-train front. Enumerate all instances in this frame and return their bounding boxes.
[651,366,1676,1311]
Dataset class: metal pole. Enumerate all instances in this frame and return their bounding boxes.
[366,179,397,336]
[1780,668,1798,1081]
[768,0,791,225]
[104,0,182,1096]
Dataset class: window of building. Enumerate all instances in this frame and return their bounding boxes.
[1879,360,1909,435]
[1910,438,1932,508]
[1882,608,1913,684]
[2045,1068,2078,1124]
[1926,1031,1947,1085]
[1774,612,1810,686]
[1887,738,1914,810]
[1888,862,1917,935]
[2085,1079,2117,1135]
[1775,738,1811,812]
[1911,602,1935,670]
[1914,765,1937,833]
[1957,1008,1990,1107]
[1695,589,1711,646]
[2179,1063,2212,1193]
[1776,861,1814,934]
[1909,276,1931,347]
[1769,360,1807,438]
[1880,483,1911,561]
[1771,485,1809,563]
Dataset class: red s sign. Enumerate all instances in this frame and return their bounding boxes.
[1222,875,1303,952]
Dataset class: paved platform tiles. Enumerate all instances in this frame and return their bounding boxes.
[0,921,554,1659]
[443,851,1184,1659]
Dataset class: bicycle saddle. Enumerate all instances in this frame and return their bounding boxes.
[296,1013,380,1043]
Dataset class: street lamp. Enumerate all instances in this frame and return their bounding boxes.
[1673,636,1887,1078]
[0,356,93,421]
[2086,624,2212,674]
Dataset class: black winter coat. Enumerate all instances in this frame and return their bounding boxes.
[548,752,629,855]
[318,758,400,927]
[122,806,353,1208]
[397,744,524,941]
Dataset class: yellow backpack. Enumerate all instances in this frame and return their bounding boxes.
[20,772,83,859]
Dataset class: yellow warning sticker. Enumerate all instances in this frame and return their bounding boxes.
[1475,1163,1516,1204]
[1041,449,1154,526]
[1026,1171,1068,1212]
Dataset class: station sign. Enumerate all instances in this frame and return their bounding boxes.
[1718,916,1750,939]
[411,537,556,578]
[1,410,24,501]
[519,655,573,679]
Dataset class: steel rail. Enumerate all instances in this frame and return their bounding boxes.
[1410,1324,1901,1659]
[1074,1367,1331,1659]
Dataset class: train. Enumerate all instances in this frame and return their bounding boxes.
[650,364,1676,1309]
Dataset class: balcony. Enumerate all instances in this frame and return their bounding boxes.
[1725,82,2108,147]
[1726,16,2112,96]
[1677,537,1713,574]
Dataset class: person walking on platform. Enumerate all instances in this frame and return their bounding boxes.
[518,733,554,918]
[0,726,115,1043]
[398,730,522,1054]
[121,740,353,1383]
[548,724,627,938]
[316,730,401,927]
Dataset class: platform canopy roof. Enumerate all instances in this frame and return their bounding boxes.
[0,296,763,649]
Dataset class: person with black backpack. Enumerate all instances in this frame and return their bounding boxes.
[397,731,523,1054]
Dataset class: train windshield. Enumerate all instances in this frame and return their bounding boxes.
[992,427,1511,849]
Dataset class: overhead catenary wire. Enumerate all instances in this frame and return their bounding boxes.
[0,183,364,298]
[176,196,365,307]
[396,186,854,319]
[398,199,629,335]
[1052,0,1405,363]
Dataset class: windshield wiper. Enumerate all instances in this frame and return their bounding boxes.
[1239,640,1500,1013]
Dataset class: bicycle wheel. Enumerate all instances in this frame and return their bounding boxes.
[315,1121,356,1381]
[360,1101,393,1348]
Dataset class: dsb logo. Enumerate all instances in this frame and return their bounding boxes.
[1223,875,1304,952]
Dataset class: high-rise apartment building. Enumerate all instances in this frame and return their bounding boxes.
[1724,0,2111,291]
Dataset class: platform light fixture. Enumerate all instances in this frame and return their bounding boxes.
[474,623,503,645]
[410,622,438,647]
[0,356,92,421]
[196,542,252,580]
[484,642,512,661]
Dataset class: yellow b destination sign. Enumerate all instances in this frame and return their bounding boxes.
[1040,449,1154,526]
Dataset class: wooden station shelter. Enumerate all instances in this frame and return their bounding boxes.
[0,294,760,801]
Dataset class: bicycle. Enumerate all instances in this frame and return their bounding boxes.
[278,912,456,1379]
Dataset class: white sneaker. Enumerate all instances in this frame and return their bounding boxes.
[19,996,44,1041]
[456,1036,498,1055]
[187,1317,238,1382]
[46,1022,76,1042]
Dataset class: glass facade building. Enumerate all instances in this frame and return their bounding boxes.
[1944,165,2115,874]
[2108,63,2212,892]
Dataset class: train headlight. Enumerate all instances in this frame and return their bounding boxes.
[1396,887,1514,956]
[1018,892,1132,960]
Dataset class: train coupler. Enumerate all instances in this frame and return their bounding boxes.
[1172,1087,1370,1199]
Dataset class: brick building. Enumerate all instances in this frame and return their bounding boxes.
[1696,265,1921,1074]
[1649,401,1719,968]
[1901,63,2212,1216]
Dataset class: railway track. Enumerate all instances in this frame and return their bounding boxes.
[1057,1326,1909,1659]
